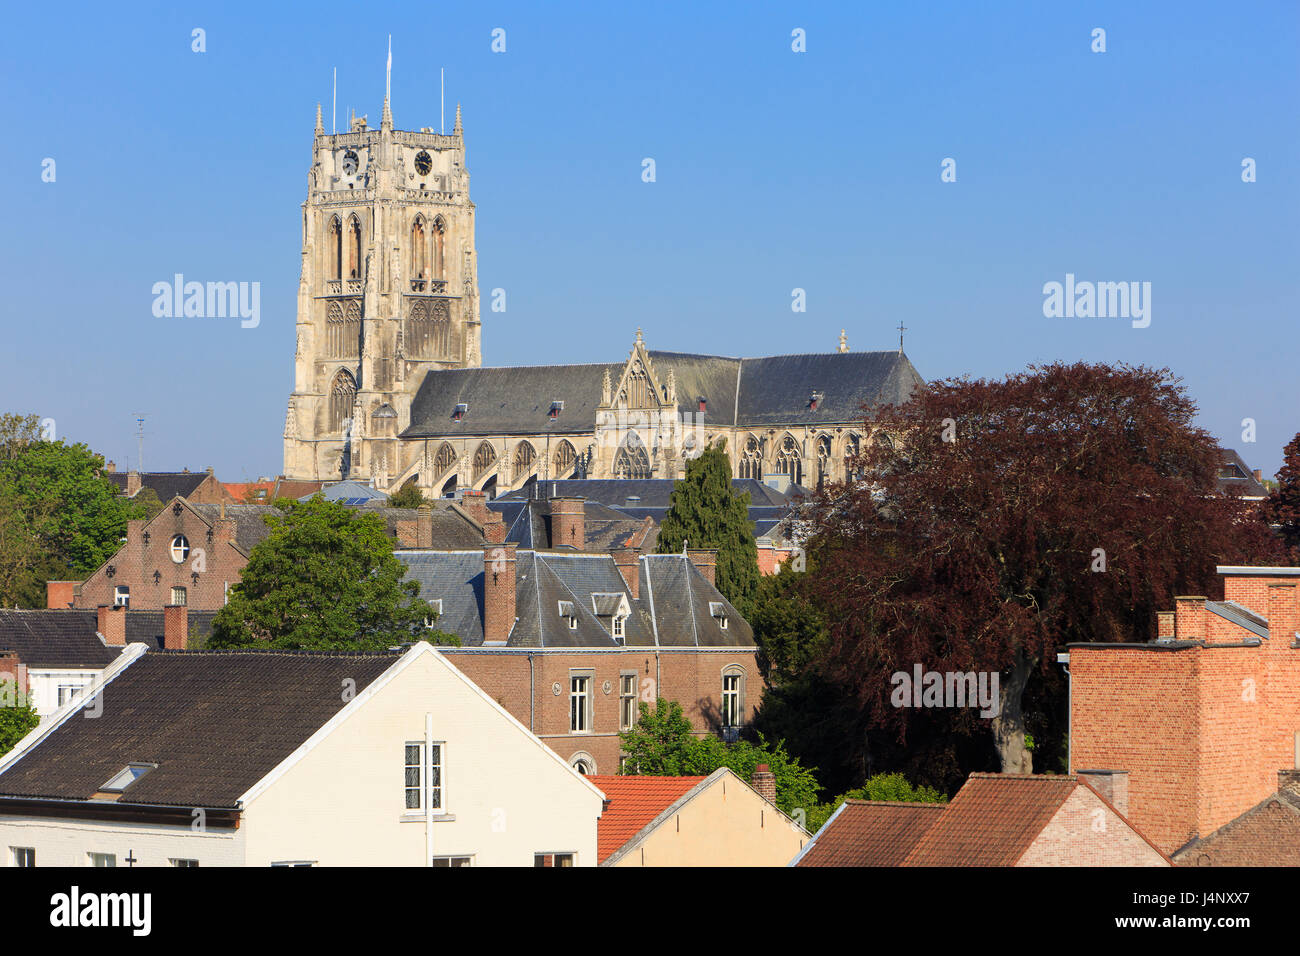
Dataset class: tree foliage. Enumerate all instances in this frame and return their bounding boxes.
[618,698,822,818]
[1265,432,1300,562]
[805,772,948,833]
[657,441,760,612]
[0,693,39,758]
[209,496,459,650]
[388,483,430,509]
[800,362,1283,777]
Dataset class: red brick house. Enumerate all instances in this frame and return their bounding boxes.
[1065,565,1300,856]
[105,465,238,506]
[793,772,1169,867]
[1173,770,1300,866]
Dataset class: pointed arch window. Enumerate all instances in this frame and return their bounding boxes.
[433,441,456,478]
[816,434,833,484]
[432,216,447,279]
[472,441,497,481]
[411,216,427,290]
[407,299,450,359]
[326,301,344,357]
[845,433,862,481]
[513,441,537,478]
[553,440,577,479]
[620,363,651,409]
[343,300,361,356]
[775,435,802,486]
[614,433,651,480]
[738,435,763,480]
[328,216,343,281]
[347,215,363,279]
[329,370,356,435]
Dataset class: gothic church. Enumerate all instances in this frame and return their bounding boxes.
[283,94,924,497]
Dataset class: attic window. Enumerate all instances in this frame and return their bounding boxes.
[558,600,577,629]
[808,390,824,411]
[709,601,729,629]
[549,401,564,420]
[452,404,468,422]
[101,763,157,793]
[698,397,707,413]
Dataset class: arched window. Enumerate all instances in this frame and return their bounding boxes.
[472,441,497,481]
[329,370,356,434]
[407,299,451,358]
[513,441,536,478]
[621,364,651,408]
[775,434,802,486]
[347,215,363,279]
[327,216,342,281]
[844,433,862,480]
[553,440,576,479]
[326,301,344,357]
[721,665,746,730]
[343,300,361,356]
[738,435,762,480]
[433,441,456,478]
[432,216,446,278]
[816,435,833,485]
[411,216,427,287]
[614,433,651,479]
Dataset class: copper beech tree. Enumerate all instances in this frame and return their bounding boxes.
[801,362,1283,774]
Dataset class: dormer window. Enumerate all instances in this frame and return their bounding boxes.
[549,401,564,421]
[558,600,577,629]
[697,397,707,414]
[101,763,157,794]
[452,404,468,422]
[612,615,625,639]
[808,390,824,411]
[710,601,728,629]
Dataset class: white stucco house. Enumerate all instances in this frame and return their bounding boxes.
[0,642,605,866]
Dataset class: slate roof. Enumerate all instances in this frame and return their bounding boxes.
[0,611,121,669]
[403,350,925,437]
[794,801,947,867]
[1173,789,1300,866]
[190,504,279,554]
[304,480,388,505]
[395,551,755,649]
[500,478,794,509]
[108,471,207,501]
[587,775,706,863]
[377,506,490,549]
[1217,448,1269,499]
[490,498,657,553]
[0,651,400,809]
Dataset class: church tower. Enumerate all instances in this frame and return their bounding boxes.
[283,77,481,484]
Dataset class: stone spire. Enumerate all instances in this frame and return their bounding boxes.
[838,329,849,353]
[381,35,393,131]
[315,102,323,135]
[454,102,463,135]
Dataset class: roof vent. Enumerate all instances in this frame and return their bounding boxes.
[625,495,641,508]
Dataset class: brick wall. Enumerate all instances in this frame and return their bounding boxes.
[1017,785,1167,866]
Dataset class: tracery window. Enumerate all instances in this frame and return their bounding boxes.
[553,440,577,478]
[433,441,457,478]
[327,216,342,281]
[738,435,763,480]
[472,441,497,481]
[513,441,536,477]
[614,433,651,479]
[775,435,802,486]
[329,370,356,434]
[347,215,363,279]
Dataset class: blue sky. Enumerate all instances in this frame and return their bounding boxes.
[2,1,1296,480]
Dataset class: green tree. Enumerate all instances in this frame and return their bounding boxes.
[209,496,459,650]
[0,689,39,757]
[1265,432,1300,561]
[133,486,165,523]
[657,441,760,612]
[749,560,828,687]
[618,698,822,818]
[805,772,948,833]
[388,483,430,508]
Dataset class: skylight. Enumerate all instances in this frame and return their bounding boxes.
[100,763,157,793]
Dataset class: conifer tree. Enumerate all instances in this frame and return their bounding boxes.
[657,441,760,613]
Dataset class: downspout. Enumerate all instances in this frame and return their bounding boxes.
[425,712,433,866]
[1055,652,1071,773]
[528,653,535,732]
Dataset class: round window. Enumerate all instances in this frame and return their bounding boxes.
[170,535,190,564]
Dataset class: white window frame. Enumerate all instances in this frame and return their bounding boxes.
[431,855,473,867]
[11,847,34,867]
[404,740,445,813]
[569,673,592,733]
[534,852,575,867]
[171,586,187,607]
[619,672,637,731]
[57,684,81,707]
[612,615,625,638]
[170,535,190,564]
[88,852,116,868]
[722,670,744,729]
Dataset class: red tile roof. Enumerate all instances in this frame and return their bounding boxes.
[587,775,706,863]
[1173,793,1300,866]
[795,801,946,867]
[903,773,1078,866]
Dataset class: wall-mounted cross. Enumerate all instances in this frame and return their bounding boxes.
[125,850,138,867]
[897,321,907,354]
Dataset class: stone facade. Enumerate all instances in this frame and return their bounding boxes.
[283,96,481,485]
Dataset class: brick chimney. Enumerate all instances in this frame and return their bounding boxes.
[550,497,585,551]
[1266,583,1298,654]
[1156,610,1175,640]
[105,460,117,475]
[213,501,236,549]
[751,764,777,806]
[126,471,141,496]
[163,605,189,650]
[46,581,78,609]
[483,543,518,643]
[1174,596,1207,641]
[1078,769,1129,816]
[686,549,718,587]
[459,490,506,543]
[613,547,640,600]
[416,504,434,549]
[97,605,127,646]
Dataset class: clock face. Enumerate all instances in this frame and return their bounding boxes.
[414,151,432,176]
[341,150,359,176]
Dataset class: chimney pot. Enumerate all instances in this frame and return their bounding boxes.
[416,504,434,549]
[613,547,640,600]
[550,497,586,551]
[483,543,518,642]
[97,605,127,646]
[163,604,189,650]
